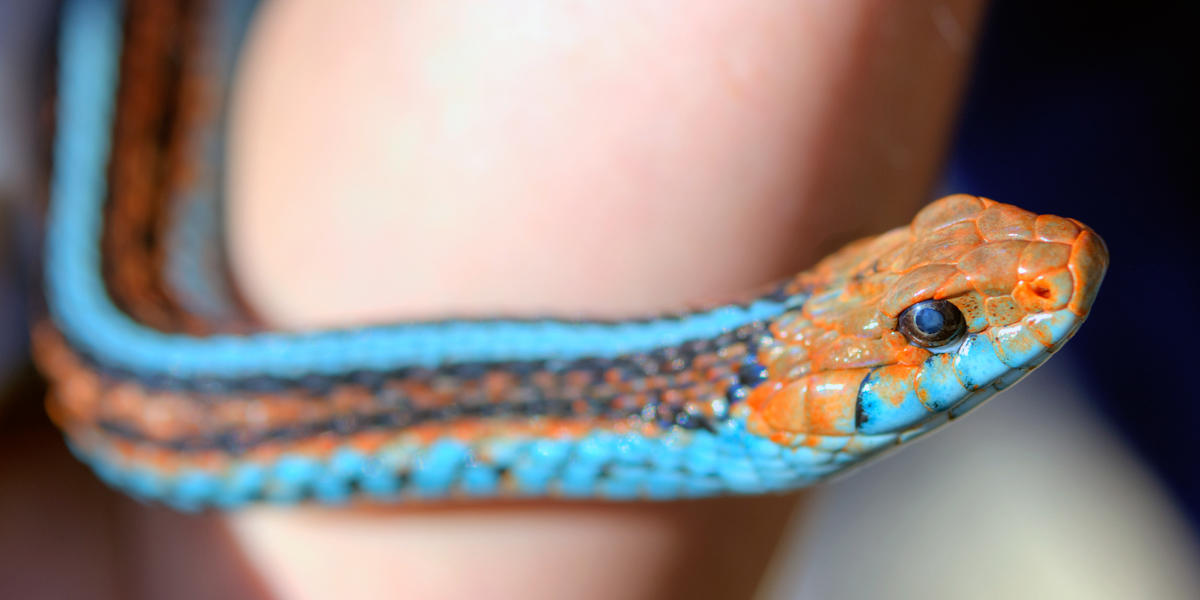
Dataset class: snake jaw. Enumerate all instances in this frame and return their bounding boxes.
[745,195,1107,453]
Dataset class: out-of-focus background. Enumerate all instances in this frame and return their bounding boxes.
[2,2,1198,599]
[0,0,50,375]
[763,3,1200,597]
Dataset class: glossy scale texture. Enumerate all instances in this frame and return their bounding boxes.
[36,0,1108,510]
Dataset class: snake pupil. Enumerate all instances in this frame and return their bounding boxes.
[897,299,966,350]
[913,307,945,334]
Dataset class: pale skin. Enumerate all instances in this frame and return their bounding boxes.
[0,1,984,598]
[225,2,984,598]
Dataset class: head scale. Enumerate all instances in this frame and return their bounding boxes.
[741,195,1108,459]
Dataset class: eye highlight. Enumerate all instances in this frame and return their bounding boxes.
[897,299,966,351]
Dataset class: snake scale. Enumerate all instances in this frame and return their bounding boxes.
[34,0,1108,510]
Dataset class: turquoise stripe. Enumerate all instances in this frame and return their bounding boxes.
[857,366,931,435]
[47,0,790,379]
[75,425,874,509]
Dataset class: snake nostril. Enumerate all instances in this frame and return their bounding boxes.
[1031,283,1052,299]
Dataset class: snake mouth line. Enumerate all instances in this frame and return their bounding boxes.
[849,305,1086,438]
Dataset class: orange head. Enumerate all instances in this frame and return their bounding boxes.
[744,194,1108,452]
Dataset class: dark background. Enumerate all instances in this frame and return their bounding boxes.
[950,2,1199,530]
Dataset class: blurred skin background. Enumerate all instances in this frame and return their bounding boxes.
[2,1,1198,599]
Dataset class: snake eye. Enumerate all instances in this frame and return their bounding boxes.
[897,299,966,351]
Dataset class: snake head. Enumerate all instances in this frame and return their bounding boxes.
[744,194,1108,451]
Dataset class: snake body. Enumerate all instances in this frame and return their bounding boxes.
[35,0,1108,510]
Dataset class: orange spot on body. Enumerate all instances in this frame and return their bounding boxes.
[770,432,796,446]
[745,379,784,412]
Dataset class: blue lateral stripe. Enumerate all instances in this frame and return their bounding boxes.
[952,334,1009,391]
[914,353,969,412]
[48,0,789,379]
[856,367,930,435]
[74,422,877,507]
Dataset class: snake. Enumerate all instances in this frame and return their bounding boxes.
[34,0,1109,511]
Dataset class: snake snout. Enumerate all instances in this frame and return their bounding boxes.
[1066,226,1109,317]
